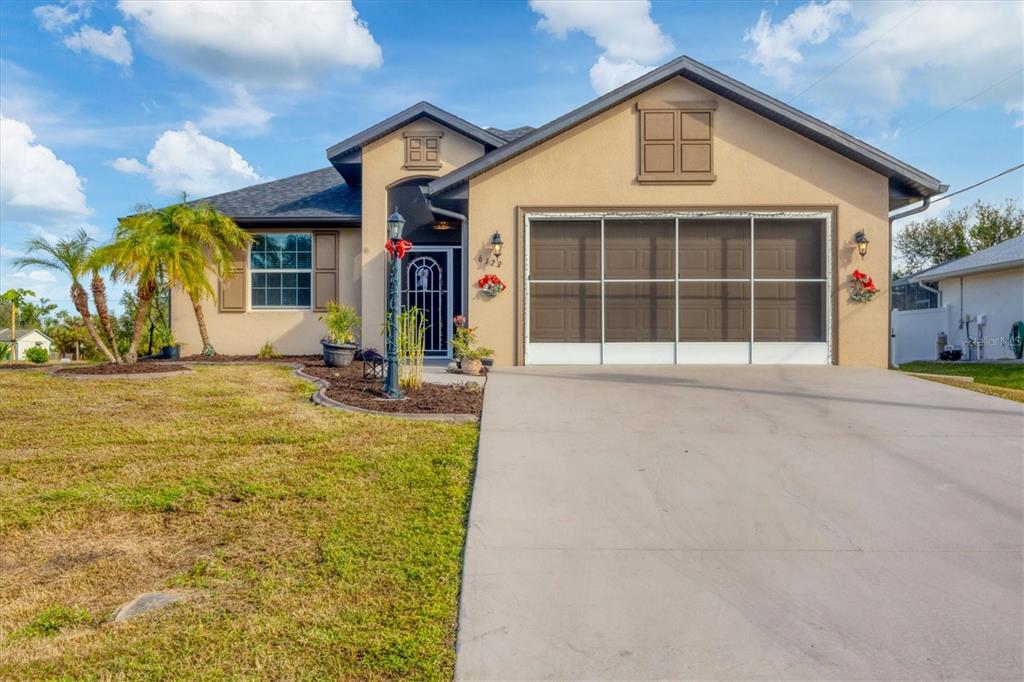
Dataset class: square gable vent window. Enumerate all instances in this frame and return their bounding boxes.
[637,100,717,184]
[404,131,443,171]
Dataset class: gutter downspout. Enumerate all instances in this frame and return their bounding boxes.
[888,194,936,368]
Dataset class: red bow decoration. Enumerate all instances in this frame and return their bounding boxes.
[852,269,866,280]
[385,238,414,259]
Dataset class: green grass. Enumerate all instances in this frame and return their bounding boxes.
[899,361,1024,389]
[0,365,478,680]
[899,361,1024,403]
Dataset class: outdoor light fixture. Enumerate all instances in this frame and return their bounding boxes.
[387,207,406,240]
[490,232,504,257]
[854,230,869,259]
[433,220,452,231]
[384,208,407,399]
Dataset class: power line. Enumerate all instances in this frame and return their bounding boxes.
[932,163,1024,204]
[903,68,1024,135]
[789,1,924,103]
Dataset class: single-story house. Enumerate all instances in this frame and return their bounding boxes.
[904,234,1024,361]
[172,55,945,367]
[0,328,52,361]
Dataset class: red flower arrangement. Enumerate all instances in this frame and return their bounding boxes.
[385,238,414,259]
[850,269,880,302]
[477,273,507,297]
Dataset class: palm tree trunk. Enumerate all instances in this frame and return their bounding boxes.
[190,291,215,355]
[71,281,117,363]
[90,272,121,363]
[126,279,156,363]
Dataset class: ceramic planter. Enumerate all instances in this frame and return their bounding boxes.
[322,340,357,367]
[161,345,181,360]
[462,358,483,375]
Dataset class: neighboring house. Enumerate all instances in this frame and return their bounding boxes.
[0,328,52,361]
[898,234,1024,361]
[891,274,940,312]
[173,55,945,367]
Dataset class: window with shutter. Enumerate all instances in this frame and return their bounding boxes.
[637,100,717,184]
[404,131,443,170]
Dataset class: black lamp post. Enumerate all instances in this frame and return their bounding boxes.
[385,208,406,399]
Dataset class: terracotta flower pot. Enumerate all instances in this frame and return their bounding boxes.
[462,358,483,375]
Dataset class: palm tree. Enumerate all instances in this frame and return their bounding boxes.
[95,216,212,363]
[137,196,251,355]
[13,230,118,363]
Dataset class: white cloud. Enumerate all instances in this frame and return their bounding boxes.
[33,1,91,33]
[118,0,382,88]
[0,115,91,222]
[745,1,1024,124]
[198,85,272,136]
[10,269,58,284]
[589,56,656,96]
[745,1,851,86]
[530,0,674,94]
[112,122,264,196]
[63,25,133,66]
[111,156,146,174]
[0,245,23,258]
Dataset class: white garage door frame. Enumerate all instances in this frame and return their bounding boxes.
[524,210,833,365]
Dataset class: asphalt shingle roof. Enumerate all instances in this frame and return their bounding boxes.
[486,126,536,142]
[911,234,1024,281]
[196,167,360,221]
[0,328,49,342]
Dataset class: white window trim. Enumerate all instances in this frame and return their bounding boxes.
[248,232,314,311]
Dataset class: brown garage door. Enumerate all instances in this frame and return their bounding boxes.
[526,214,829,364]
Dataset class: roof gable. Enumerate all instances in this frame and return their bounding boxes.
[427,56,944,208]
[326,102,506,163]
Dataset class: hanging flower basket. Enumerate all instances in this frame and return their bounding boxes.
[477,274,506,297]
[849,269,880,302]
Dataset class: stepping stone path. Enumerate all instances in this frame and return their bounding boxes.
[113,591,186,622]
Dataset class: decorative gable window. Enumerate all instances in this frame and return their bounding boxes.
[637,100,717,184]
[404,131,443,170]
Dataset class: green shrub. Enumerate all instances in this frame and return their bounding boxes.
[24,346,49,364]
[257,341,279,360]
[320,302,360,344]
[0,341,10,362]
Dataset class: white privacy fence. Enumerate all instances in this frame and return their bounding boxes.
[891,305,953,364]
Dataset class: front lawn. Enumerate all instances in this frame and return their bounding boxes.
[0,365,478,680]
[899,361,1024,402]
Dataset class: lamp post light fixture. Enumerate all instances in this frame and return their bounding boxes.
[490,231,504,258]
[384,208,406,399]
[854,230,869,259]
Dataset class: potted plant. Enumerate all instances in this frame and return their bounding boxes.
[161,330,181,360]
[452,317,493,375]
[321,302,360,367]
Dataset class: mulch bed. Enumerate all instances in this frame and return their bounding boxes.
[56,362,189,376]
[0,364,45,370]
[299,362,483,416]
[182,354,321,364]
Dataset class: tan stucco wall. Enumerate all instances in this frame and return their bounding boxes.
[467,76,892,367]
[360,119,485,350]
[171,229,361,356]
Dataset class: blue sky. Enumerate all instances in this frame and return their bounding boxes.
[2,0,1021,313]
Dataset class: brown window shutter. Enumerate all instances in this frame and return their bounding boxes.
[218,246,247,312]
[404,131,443,170]
[637,100,717,184]
[313,232,338,312]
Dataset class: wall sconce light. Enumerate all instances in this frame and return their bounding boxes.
[490,232,504,258]
[854,230,869,259]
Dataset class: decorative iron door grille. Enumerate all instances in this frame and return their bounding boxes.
[401,251,452,356]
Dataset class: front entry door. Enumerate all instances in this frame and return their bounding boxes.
[401,249,453,357]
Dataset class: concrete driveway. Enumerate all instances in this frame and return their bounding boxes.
[457,366,1023,680]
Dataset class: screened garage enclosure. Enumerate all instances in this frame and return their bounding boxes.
[525,213,832,365]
